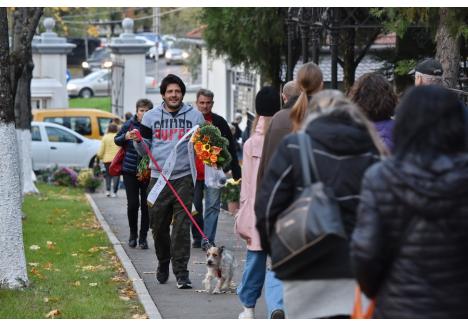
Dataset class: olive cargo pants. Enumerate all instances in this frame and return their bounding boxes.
[148,175,194,278]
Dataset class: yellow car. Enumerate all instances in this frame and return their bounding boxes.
[33,108,121,140]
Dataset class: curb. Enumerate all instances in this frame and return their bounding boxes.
[85,194,162,319]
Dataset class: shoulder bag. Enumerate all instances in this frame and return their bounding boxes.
[270,132,347,279]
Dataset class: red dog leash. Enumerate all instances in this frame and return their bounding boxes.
[133,129,209,242]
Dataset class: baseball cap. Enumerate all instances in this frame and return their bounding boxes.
[410,58,444,76]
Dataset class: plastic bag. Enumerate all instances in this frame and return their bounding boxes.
[205,165,227,189]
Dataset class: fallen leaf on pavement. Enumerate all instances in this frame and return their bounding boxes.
[119,296,130,301]
[45,309,60,318]
[132,314,148,319]
[88,246,99,253]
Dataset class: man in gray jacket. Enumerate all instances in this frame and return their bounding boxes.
[131,74,204,289]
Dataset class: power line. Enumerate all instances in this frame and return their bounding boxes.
[61,7,187,25]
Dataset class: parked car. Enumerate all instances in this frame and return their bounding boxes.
[31,121,101,171]
[81,47,112,76]
[137,32,165,58]
[66,69,158,98]
[165,41,190,65]
[33,108,121,140]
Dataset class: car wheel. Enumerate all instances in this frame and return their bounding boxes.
[79,88,93,98]
[88,155,96,169]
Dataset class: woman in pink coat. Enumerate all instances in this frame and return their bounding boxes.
[235,86,284,319]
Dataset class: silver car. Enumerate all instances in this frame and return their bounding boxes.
[67,69,158,98]
[31,121,101,171]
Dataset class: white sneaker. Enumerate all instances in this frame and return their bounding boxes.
[238,307,255,319]
[106,191,110,197]
[110,193,117,198]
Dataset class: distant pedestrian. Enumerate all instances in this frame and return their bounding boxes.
[133,74,205,290]
[112,117,123,131]
[348,72,398,152]
[192,88,241,251]
[114,98,153,250]
[255,90,383,318]
[232,112,244,162]
[125,111,133,121]
[257,79,301,185]
[97,123,120,197]
[235,86,283,319]
[290,61,323,132]
[413,58,444,86]
[351,86,468,318]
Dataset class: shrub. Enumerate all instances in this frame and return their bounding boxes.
[77,169,102,191]
[53,167,78,187]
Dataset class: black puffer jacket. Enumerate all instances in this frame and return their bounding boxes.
[351,155,468,318]
[255,114,380,279]
[114,116,143,175]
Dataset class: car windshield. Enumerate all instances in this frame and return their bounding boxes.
[89,48,110,60]
[138,33,161,43]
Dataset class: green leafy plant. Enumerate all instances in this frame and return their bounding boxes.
[77,168,101,192]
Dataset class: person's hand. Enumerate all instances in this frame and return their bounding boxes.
[126,130,139,141]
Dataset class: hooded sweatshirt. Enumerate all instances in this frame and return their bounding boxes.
[135,102,205,180]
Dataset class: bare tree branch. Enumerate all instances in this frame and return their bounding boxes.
[354,29,381,66]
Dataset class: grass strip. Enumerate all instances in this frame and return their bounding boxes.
[0,183,146,319]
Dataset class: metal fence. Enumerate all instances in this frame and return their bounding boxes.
[448,88,468,106]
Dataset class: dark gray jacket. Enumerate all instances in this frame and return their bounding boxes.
[351,155,468,318]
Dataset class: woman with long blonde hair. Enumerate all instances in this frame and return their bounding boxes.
[290,62,323,131]
[256,90,384,318]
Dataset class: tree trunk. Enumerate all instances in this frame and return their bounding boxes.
[343,28,356,92]
[0,8,29,289]
[14,49,38,194]
[12,8,42,195]
[435,8,461,88]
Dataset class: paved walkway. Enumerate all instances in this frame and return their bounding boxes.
[90,190,267,319]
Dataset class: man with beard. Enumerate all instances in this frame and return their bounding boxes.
[132,74,204,289]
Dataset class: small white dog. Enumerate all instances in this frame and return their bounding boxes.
[202,246,235,294]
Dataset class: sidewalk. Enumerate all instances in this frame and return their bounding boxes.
[89,190,267,319]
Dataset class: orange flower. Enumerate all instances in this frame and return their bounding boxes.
[201,150,210,160]
[203,144,211,151]
[211,146,222,155]
[203,135,210,143]
[210,154,218,163]
[194,141,203,153]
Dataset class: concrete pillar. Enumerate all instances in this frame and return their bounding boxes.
[109,18,151,118]
[32,17,75,107]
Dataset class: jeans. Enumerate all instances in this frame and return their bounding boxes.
[237,250,284,317]
[122,173,149,241]
[104,163,120,193]
[192,180,221,245]
[265,269,284,317]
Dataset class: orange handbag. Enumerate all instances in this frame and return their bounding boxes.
[351,286,376,319]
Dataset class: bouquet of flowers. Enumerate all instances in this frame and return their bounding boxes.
[221,178,241,203]
[137,155,151,182]
[191,123,232,170]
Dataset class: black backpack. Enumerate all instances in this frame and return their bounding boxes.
[270,132,348,279]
